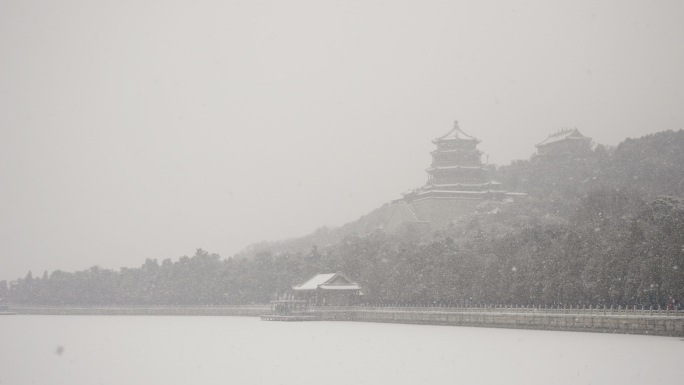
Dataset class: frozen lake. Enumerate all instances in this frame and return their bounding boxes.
[1,315,683,385]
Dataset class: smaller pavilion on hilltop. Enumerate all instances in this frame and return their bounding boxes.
[535,128,592,157]
[292,272,362,306]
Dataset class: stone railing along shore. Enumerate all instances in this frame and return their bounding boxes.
[314,304,684,337]
[9,304,683,337]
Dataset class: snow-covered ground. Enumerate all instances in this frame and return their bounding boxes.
[1,315,682,385]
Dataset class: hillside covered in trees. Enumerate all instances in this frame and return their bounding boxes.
[4,130,684,307]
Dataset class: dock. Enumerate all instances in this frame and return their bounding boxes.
[260,299,318,321]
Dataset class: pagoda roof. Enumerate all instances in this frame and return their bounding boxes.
[431,148,483,155]
[292,272,360,291]
[417,189,486,196]
[430,181,502,188]
[432,121,480,143]
[536,128,591,148]
[414,189,514,200]
[427,165,485,172]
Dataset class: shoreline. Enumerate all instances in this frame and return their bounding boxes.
[10,305,684,337]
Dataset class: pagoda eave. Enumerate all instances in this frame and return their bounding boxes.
[535,137,591,148]
[426,165,486,172]
[419,189,485,194]
[432,138,480,145]
[430,149,483,155]
[430,181,502,188]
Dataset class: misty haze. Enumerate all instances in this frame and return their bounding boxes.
[1,1,684,385]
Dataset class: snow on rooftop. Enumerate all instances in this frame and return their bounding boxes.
[293,272,360,291]
[427,165,483,171]
[536,128,590,147]
[433,121,479,142]
[318,284,361,290]
[431,181,502,188]
[294,273,336,290]
[417,190,486,195]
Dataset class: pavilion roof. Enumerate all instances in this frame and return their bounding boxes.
[432,121,479,143]
[427,164,485,172]
[430,181,502,188]
[292,272,360,291]
[536,128,591,147]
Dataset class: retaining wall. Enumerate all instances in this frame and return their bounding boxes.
[11,305,684,337]
[312,307,684,337]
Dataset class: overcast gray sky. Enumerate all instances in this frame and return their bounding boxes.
[1,1,683,281]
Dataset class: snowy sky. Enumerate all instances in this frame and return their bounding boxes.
[1,1,683,281]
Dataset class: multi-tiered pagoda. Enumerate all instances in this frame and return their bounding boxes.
[420,121,498,199]
[386,121,511,232]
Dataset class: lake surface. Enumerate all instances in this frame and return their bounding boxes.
[1,315,682,385]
